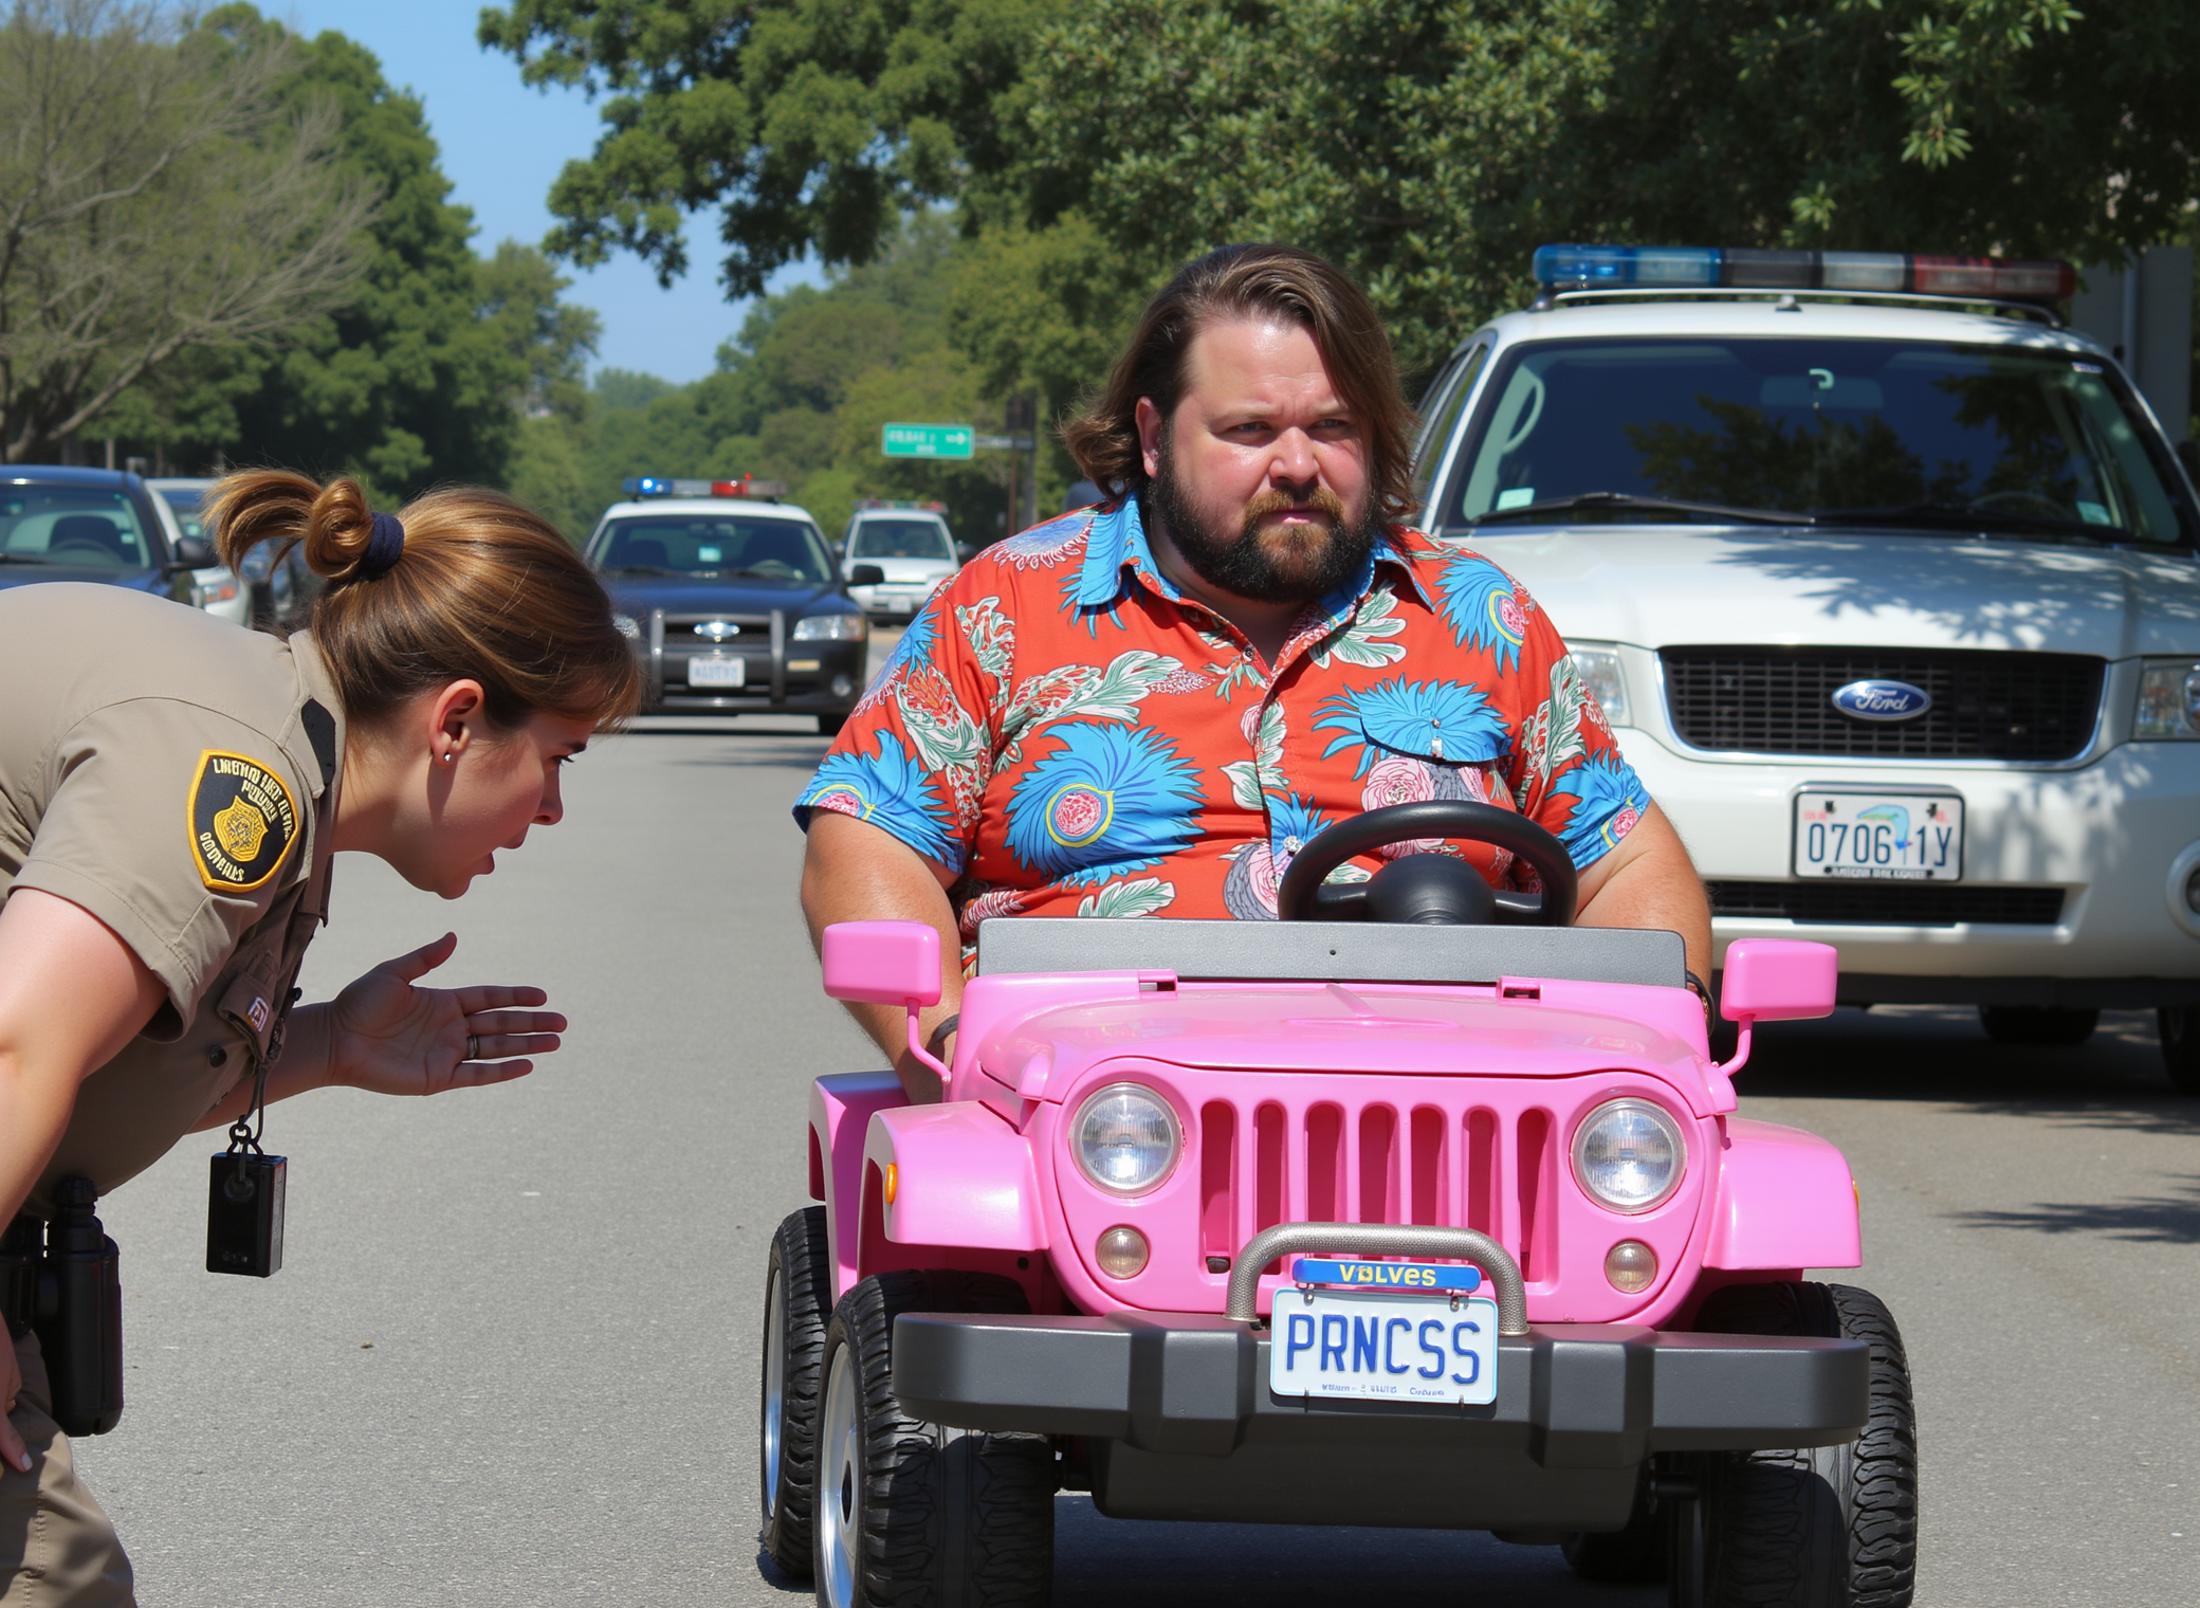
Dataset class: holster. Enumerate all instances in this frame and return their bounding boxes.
[2,1179,125,1436]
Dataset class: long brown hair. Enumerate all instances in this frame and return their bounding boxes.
[206,471,640,731]
[1060,243,1419,521]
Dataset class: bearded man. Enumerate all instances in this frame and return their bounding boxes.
[795,243,1710,1093]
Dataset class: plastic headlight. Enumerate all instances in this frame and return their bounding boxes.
[793,612,868,642]
[1569,646,1630,726]
[611,612,641,641]
[1072,1083,1181,1196]
[2135,660,2200,739]
[1571,1098,1685,1214]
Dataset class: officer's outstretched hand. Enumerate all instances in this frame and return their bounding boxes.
[330,932,566,1097]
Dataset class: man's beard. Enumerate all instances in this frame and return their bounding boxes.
[1145,430,1378,606]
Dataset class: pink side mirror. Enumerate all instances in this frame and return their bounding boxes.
[822,921,944,1007]
[1719,939,1838,1024]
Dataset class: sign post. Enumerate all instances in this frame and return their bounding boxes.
[881,423,976,460]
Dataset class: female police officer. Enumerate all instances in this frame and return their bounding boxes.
[0,469,638,1601]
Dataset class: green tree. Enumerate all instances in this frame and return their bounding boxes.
[0,0,371,461]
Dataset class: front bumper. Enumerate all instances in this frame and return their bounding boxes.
[637,625,867,716]
[1621,729,2200,1000]
[893,1311,1865,1529]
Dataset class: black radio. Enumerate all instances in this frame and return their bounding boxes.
[1,1177,124,1438]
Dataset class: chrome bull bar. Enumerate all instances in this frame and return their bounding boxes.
[1226,1223,1529,1335]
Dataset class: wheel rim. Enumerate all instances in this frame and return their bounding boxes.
[818,1345,860,1608]
[760,1268,785,1517]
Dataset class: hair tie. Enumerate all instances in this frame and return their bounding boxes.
[360,510,406,579]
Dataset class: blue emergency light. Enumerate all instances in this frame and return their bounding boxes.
[622,473,785,499]
[1533,244,2075,304]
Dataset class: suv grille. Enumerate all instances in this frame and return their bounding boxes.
[1661,647,2103,761]
[1709,880,2065,926]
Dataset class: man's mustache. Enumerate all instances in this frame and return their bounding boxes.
[1243,486,1349,528]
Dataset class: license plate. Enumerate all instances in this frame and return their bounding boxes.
[686,654,746,689]
[1269,1288,1498,1406]
[1793,789,1962,880]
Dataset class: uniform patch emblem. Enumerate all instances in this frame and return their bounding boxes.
[189,751,298,891]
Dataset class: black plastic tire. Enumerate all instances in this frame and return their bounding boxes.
[1560,1472,1667,1583]
[1978,1005,2098,1048]
[818,714,849,738]
[1694,1282,1918,1608]
[2159,1006,2200,1095]
[814,1271,1054,1608]
[760,1207,834,1578]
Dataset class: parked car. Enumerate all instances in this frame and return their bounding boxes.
[1410,244,2200,1090]
[839,502,961,621]
[0,466,232,618]
[587,476,870,733]
[767,803,1914,1608]
[146,476,313,631]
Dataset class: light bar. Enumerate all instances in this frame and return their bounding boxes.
[622,474,789,499]
[1533,244,2075,304]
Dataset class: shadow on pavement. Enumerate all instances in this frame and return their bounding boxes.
[1950,1173,2200,1244]
[1739,1006,2198,1133]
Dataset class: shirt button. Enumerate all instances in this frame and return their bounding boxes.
[207,1045,228,1068]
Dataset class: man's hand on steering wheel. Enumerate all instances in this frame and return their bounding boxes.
[1275,800,1578,927]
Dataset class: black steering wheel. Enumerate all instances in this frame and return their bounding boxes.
[1274,800,1578,927]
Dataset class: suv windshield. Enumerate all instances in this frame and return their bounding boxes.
[1439,337,2196,547]
[0,484,159,568]
[848,517,952,561]
[596,514,831,582]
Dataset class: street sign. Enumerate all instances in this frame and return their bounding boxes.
[881,422,975,460]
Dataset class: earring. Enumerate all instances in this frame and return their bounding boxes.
[441,751,455,765]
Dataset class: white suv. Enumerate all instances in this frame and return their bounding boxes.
[841,504,960,620]
[1412,245,2200,1090]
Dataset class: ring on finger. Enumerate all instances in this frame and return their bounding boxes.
[466,1033,481,1061]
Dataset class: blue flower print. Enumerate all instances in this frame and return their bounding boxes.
[1313,677,1507,775]
[1437,553,1530,674]
[1005,723,1203,886]
[1267,790,1331,861]
[796,730,960,868]
[878,601,939,681]
[1551,754,1649,867]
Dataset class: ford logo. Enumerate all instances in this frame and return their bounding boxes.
[1831,679,1932,721]
[692,621,741,641]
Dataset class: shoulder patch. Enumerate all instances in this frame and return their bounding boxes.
[188,750,300,892]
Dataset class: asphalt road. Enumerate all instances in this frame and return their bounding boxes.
[80,680,2196,1606]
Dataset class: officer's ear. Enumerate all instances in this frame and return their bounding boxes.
[426,679,489,763]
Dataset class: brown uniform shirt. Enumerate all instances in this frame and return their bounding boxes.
[0,584,345,1210]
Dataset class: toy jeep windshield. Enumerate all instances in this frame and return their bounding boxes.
[761,802,1918,1607]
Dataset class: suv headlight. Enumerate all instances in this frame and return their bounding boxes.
[793,612,867,642]
[1571,1098,1685,1214]
[1569,645,1630,726]
[2135,659,2200,739]
[611,612,640,640]
[1073,1083,1181,1195]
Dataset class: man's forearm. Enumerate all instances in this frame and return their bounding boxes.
[1573,809,1712,985]
[800,813,964,1099]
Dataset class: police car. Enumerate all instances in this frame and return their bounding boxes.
[1413,245,2200,1089]
[585,476,872,732]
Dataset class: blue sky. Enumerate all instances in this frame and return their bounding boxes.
[282,1,814,384]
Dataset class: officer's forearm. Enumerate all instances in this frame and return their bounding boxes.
[0,1047,79,1236]
[188,1004,340,1132]
[800,812,963,1100]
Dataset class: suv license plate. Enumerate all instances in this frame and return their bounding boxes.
[687,654,746,689]
[1793,789,1963,881]
[1269,1288,1498,1406]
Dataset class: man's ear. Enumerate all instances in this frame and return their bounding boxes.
[1136,397,1165,480]
[427,679,488,762]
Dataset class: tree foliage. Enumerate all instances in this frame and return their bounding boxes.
[0,0,372,461]
[496,0,2200,403]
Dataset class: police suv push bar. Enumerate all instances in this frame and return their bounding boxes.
[1227,1223,1529,1334]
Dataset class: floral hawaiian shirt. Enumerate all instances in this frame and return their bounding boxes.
[793,497,1649,964]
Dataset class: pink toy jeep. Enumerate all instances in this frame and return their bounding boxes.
[761,803,1917,1607]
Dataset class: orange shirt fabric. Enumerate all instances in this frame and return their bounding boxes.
[794,497,1649,966]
